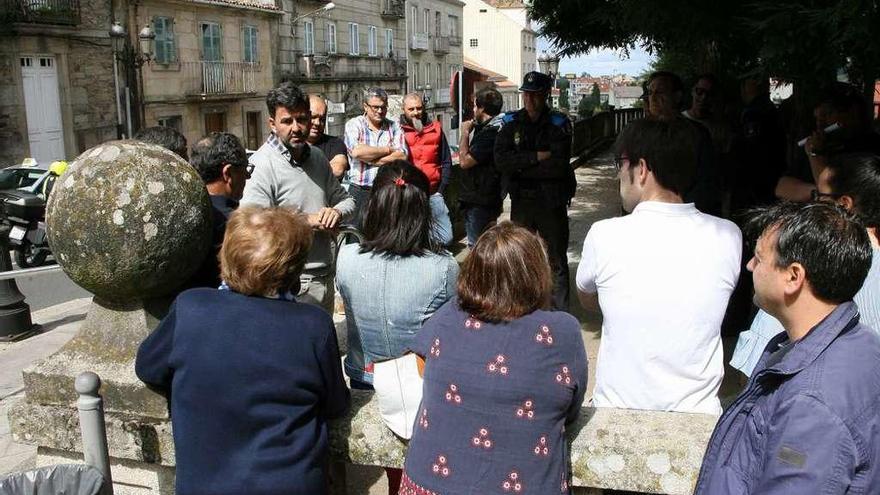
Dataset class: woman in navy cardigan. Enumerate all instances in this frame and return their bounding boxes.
[136,206,350,495]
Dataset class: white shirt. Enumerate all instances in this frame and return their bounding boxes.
[576,201,742,415]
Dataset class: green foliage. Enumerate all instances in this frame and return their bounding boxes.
[528,0,880,96]
[590,83,601,106]
[577,95,594,119]
[560,91,570,109]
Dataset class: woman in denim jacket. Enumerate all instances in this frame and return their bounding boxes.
[336,160,457,493]
[337,160,458,388]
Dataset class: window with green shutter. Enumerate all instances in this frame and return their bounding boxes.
[243,25,258,63]
[153,17,176,64]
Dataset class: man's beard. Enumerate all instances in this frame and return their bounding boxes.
[411,117,424,132]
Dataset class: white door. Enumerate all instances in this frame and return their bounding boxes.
[21,56,65,164]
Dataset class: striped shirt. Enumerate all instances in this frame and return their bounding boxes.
[343,115,408,187]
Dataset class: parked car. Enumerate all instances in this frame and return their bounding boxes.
[0,164,53,267]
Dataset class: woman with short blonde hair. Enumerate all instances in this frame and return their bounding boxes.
[137,206,349,495]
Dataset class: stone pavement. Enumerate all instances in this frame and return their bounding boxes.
[0,297,92,477]
[0,152,625,492]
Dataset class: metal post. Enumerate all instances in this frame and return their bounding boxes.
[75,371,114,494]
[124,88,133,139]
[112,55,124,139]
[0,222,36,341]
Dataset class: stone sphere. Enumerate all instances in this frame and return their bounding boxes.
[47,140,211,301]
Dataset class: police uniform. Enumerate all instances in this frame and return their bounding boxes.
[494,71,574,310]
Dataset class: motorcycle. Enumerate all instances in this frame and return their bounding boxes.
[0,189,50,268]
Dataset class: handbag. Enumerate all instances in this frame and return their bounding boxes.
[371,353,424,439]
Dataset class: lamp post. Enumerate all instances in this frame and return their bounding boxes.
[109,21,155,138]
[292,2,335,27]
[423,83,432,107]
[538,51,561,107]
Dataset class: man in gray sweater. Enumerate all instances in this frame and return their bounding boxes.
[242,82,354,315]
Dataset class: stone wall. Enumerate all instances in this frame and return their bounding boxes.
[10,390,717,494]
[0,0,119,166]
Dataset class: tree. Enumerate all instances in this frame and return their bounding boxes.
[577,95,594,119]
[589,83,601,108]
[558,78,571,109]
[528,0,880,108]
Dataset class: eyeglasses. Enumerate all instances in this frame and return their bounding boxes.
[810,189,842,202]
[365,103,387,113]
[693,87,712,96]
[613,155,630,171]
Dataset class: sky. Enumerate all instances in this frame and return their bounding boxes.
[535,39,655,78]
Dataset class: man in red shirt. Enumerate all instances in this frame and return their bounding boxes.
[400,92,453,244]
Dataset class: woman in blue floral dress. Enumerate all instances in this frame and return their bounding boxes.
[401,222,588,494]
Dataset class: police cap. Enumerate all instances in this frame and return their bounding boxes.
[519,71,552,92]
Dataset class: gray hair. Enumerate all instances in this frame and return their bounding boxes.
[363,87,388,102]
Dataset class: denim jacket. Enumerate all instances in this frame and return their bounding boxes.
[695,302,880,494]
[336,244,458,384]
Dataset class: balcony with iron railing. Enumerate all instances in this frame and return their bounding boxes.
[1,0,80,25]
[410,32,429,51]
[182,61,258,97]
[381,0,404,18]
[285,54,407,82]
[433,35,450,54]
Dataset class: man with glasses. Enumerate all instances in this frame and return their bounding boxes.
[308,94,348,180]
[683,75,735,207]
[776,82,880,202]
[243,82,355,315]
[343,87,408,229]
[644,71,722,216]
[576,118,742,414]
[732,152,880,378]
[186,131,251,288]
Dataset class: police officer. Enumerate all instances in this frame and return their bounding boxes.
[494,71,574,310]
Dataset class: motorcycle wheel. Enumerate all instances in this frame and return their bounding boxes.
[15,241,48,268]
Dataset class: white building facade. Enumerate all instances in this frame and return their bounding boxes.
[462,0,537,109]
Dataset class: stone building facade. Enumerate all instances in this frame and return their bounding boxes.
[0,0,119,166]
[405,0,464,138]
[277,0,408,137]
[133,0,281,151]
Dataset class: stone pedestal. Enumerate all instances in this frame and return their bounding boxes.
[8,141,211,494]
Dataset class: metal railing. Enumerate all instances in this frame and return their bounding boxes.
[288,54,405,81]
[1,0,80,25]
[182,61,258,96]
[571,107,644,159]
[380,0,404,18]
[433,35,450,54]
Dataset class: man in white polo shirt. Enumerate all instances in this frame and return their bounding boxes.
[576,118,742,415]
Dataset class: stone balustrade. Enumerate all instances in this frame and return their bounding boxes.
[10,389,717,494]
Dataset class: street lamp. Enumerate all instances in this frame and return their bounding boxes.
[538,51,560,79]
[109,21,155,138]
[293,2,335,24]
[423,83,432,106]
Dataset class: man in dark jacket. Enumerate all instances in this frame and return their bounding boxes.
[458,87,504,247]
[494,71,574,310]
[696,201,880,494]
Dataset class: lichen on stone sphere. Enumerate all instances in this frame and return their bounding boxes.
[46,140,211,301]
